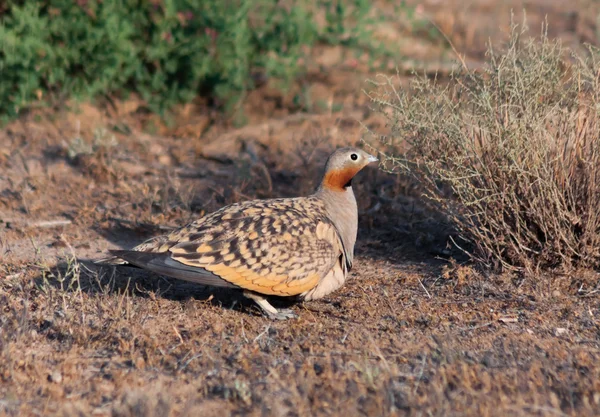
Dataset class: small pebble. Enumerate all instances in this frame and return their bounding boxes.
[555,328,568,336]
[49,371,62,384]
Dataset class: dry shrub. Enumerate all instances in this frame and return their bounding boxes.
[366,22,600,272]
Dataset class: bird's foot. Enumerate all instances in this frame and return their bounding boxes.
[243,291,298,320]
[265,308,298,321]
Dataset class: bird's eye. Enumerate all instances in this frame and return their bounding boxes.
[350,153,358,161]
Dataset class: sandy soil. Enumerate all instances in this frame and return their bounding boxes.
[1,1,600,416]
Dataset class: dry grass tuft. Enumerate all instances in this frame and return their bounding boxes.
[366,20,600,273]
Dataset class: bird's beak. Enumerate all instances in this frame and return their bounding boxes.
[367,154,379,163]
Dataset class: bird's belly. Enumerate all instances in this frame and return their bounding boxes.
[300,260,347,301]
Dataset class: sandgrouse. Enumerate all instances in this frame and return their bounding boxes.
[98,147,378,319]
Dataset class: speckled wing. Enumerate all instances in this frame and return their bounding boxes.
[118,197,344,296]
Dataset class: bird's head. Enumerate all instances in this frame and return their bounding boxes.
[320,147,378,192]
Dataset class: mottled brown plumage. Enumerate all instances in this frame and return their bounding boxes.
[98,147,378,319]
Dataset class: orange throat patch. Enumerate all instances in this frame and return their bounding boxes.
[322,167,360,192]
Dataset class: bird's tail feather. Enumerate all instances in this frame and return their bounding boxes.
[100,250,237,289]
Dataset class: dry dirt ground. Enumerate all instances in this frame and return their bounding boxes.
[2,1,600,416]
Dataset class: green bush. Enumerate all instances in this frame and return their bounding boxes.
[0,0,386,120]
[367,23,600,273]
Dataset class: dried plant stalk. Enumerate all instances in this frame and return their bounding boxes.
[366,22,600,272]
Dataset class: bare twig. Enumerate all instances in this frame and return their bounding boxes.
[417,278,432,299]
[457,322,493,332]
[253,325,271,344]
[4,219,72,229]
